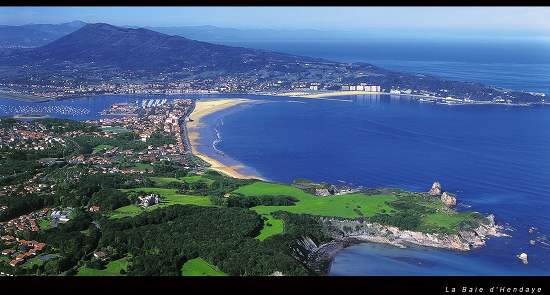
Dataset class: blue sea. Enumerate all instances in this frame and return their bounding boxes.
[199,94,550,275]
[1,38,550,275]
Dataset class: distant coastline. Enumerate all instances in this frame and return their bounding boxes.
[273,90,543,106]
[1,89,548,107]
[0,90,53,102]
[186,98,265,180]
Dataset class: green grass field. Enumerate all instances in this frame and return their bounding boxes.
[109,204,143,219]
[22,256,45,270]
[256,214,284,241]
[93,144,114,153]
[134,163,154,172]
[110,188,213,219]
[38,218,50,230]
[233,182,396,240]
[100,126,130,134]
[150,175,215,187]
[180,257,227,276]
[234,182,396,219]
[422,212,477,233]
[77,257,129,276]
[235,182,485,235]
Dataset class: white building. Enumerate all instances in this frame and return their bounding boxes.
[138,194,161,208]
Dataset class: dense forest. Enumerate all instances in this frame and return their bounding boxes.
[98,205,329,276]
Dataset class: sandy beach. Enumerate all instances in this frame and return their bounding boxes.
[186,98,263,180]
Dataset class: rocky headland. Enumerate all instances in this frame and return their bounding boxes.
[291,181,508,274]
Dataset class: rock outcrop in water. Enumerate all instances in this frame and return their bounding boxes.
[429,181,443,196]
[517,253,528,264]
[428,181,456,207]
[441,192,457,207]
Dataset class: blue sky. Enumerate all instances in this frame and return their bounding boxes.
[1,7,549,37]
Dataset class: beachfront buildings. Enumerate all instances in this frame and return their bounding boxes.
[341,84,381,92]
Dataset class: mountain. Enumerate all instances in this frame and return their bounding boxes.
[0,21,86,48]
[0,21,383,49]
[2,23,318,73]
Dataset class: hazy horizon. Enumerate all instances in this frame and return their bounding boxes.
[1,7,550,41]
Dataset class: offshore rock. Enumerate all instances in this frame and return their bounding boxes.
[441,192,457,207]
[517,253,528,264]
[429,181,442,196]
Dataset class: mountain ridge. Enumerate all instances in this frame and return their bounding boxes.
[0,21,86,48]
[10,23,321,72]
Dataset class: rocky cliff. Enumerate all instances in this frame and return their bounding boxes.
[320,214,506,251]
[293,214,508,274]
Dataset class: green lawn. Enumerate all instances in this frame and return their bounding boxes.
[110,188,213,219]
[256,214,284,241]
[101,126,130,134]
[38,218,50,230]
[180,257,227,276]
[22,256,43,270]
[77,256,129,276]
[233,182,396,240]
[22,254,61,270]
[422,212,477,234]
[134,163,154,172]
[93,144,114,153]
[234,182,396,219]
[109,204,143,219]
[150,175,215,187]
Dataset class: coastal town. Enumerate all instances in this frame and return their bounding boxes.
[2,77,546,107]
[0,98,207,275]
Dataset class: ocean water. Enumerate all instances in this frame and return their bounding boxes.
[198,94,550,275]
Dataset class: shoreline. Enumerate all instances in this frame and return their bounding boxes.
[0,90,54,102]
[2,89,547,107]
[306,214,508,275]
[274,90,540,106]
[186,98,265,180]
